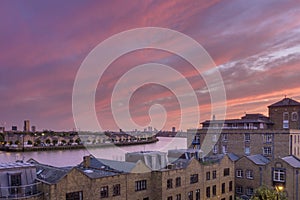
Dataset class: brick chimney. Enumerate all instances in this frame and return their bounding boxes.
[83,156,91,168]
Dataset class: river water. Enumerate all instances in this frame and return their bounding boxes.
[0,137,186,167]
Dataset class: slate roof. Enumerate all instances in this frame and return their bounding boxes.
[247,154,270,165]
[96,158,136,173]
[268,98,300,107]
[76,166,119,179]
[281,156,300,168]
[34,163,72,184]
[227,153,240,162]
[79,156,136,173]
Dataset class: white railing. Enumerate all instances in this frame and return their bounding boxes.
[0,182,42,199]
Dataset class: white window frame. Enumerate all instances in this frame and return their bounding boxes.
[236,169,243,178]
[222,145,227,154]
[245,146,250,155]
[263,147,272,155]
[244,133,250,142]
[213,145,218,154]
[273,169,285,182]
[246,170,253,179]
[246,187,254,196]
[236,186,243,194]
[264,134,272,143]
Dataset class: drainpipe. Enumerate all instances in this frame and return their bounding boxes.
[259,167,262,186]
[296,170,299,200]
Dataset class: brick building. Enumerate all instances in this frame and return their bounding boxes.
[186,97,300,199]
[25,152,234,200]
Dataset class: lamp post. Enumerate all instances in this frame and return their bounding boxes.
[275,185,284,200]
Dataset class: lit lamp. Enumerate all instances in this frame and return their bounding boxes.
[275,185,284,200]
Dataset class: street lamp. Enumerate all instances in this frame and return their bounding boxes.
[275,185,284,200]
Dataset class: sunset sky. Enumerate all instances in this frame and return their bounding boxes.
[1,0,300,131]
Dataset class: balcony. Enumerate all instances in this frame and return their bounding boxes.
[0,182,42,199]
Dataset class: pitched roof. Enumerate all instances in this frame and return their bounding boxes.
[268,98,300,107]
[247,154,270,165]
[96,158,136,173]
[34,163,72,184]
[227,153,240,162]
[281,156,300,168]
[76,166,119,179]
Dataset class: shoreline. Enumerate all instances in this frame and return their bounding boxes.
[0,138,159,152]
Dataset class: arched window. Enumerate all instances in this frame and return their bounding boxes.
[292,112,298,121]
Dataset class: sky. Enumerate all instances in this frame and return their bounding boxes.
[0,0,300,131]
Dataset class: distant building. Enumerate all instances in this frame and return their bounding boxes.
[11,126,17,131]
[24,120,30,132]
[0,126,4,133]
[31,126,36,132]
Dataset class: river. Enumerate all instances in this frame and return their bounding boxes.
[0,137,186,167]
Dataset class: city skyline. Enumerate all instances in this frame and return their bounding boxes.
[1,1,300,131]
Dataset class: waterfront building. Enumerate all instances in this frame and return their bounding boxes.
[22,151,234,200]
[0,161,43,199]
[187,98,300,159]
[186,97,300,199]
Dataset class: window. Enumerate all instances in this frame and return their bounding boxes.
[222,183,225,194]
[167,196,173,200]
[66,191,83,200]
[236,169,243,178]
[188,191,193,200]
[273,169,285,182]
[264,134,273,143]
[206,187,210,198]
[283,112,289,120]
[167,179,173,189]
[245,133,250,142]
[9,173,21,187]
[283,112,289,129]
[176,177,181,187]
[212,185,216,196]
[292,112,298,121]
[212,134,217,142]
[222,145,228,154]
[195,189,200,200]
[224,168,230,176]
[212,170,217,179]
[9,173,22,195]
[213,145,218,154]
[246,170,253,179]
[135,180,147,191]
[229,196,233,200]
[176,194,181,200]
[229,181,233,192]
[263,147,272,155]
[113,184,120,196]
[236,186,243,194]
[245,146,250,155]
[222,133,228,141]
[100,186,109,198]
[206,172,210,180]
[246,187,254,196]
[190,174,198,184]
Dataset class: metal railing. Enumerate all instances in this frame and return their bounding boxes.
[0,182,42,199]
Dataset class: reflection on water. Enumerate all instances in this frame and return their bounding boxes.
[0,137,186,167]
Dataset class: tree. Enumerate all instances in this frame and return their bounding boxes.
[75,138,81,144]
[14,140,20,145]
[45,138,51,144]
[251,186,287,200]
[27,140,33,145]
[52,139,58,146]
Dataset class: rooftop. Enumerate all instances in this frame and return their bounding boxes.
[281,155,300,168]
[268,97,300,107]
[247,154,270,165]
[0,161,35,170]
